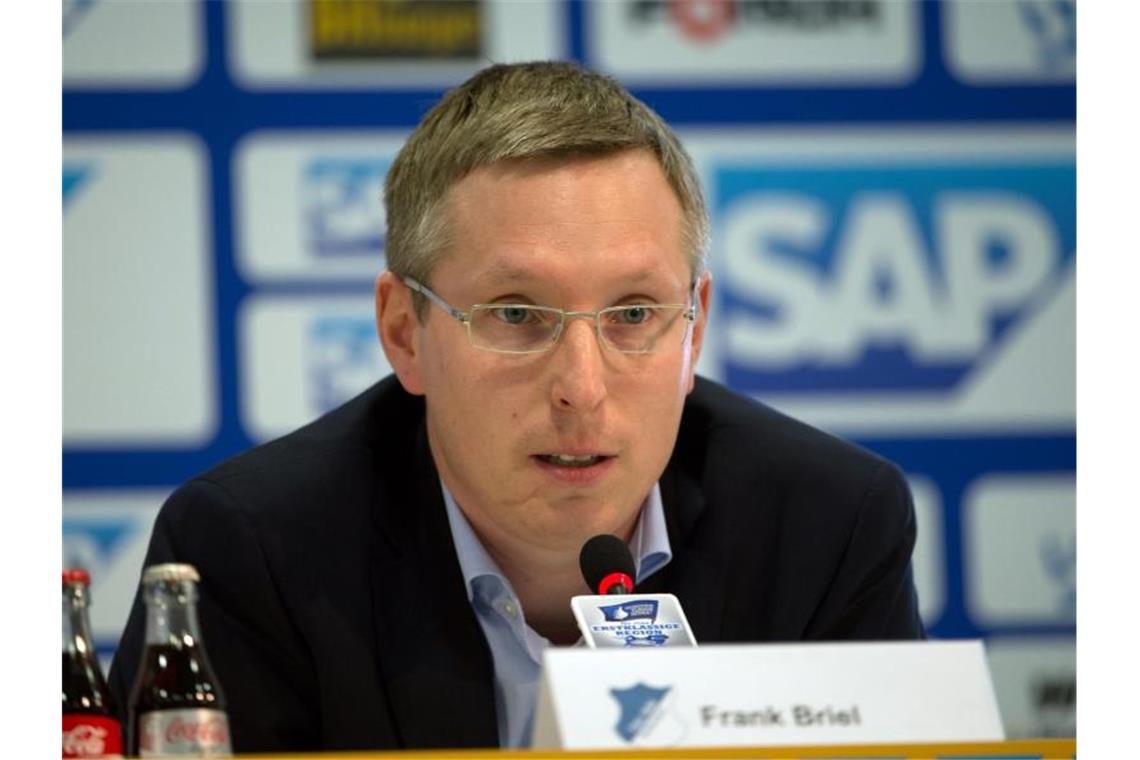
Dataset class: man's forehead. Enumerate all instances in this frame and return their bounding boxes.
[430,149,693,288]
[472,261,678,287]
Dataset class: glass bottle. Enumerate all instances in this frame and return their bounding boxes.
[63,568,123,758]
[128,563,231,757]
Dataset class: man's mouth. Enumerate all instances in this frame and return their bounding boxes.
[535,454,610,468]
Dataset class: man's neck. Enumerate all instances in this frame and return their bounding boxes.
[437,477,645,644]
[502,557,589,645]
[474,523,637,646]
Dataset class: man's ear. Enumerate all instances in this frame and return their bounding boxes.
[684,271,713,394]
[375,271,425,396]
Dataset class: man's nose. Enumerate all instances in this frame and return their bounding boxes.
[548,316,608,412]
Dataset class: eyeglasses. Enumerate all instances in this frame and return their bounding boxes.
[401,276,698,355]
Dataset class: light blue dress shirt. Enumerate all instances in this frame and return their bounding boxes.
[440,482,674,748]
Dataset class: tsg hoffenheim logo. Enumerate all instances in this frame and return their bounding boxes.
[303,157,389,259]
[1018,0,1076,73]
[62,518,135,581]
[62,515,138,657]
[610,683,686,745]
[63,0,97,38]
[63,164,93,209]
[1040,532,1076,615]
[307,316,385,414]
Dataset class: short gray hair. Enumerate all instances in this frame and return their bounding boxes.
[383,61,708,314]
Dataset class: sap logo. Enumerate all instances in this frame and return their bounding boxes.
[307,315,387,413]
[63,164,93,209]
[610,683,685,744]
[62,518,135,581]
[303,158,389,260]
[63,0,97,38]
[714,163,1075,392]
[1018,0,1076,74]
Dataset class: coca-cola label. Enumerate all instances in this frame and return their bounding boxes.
[62,714,123,757]
[138,709,231,757]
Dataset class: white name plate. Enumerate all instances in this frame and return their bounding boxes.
[533,640,1003,749]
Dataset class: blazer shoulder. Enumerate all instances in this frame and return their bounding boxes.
[669,379,920,641]
[676,377,907,516]
[182,376,425,522]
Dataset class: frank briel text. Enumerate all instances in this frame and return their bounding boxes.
[700,704,862,728]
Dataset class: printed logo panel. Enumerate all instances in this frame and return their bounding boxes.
[310,0,482,60]
[62,714,123,758]
[588,0,919,84]
[234,132,410,282]
[228,0,562,88]
[985,637,1075,738]
[239,295,393,441]
[138,709,231,757]
[63,490,169,666]
[906,475,944,626]
[63,137,217,446]
[64,0,203,88]
[684,129,1074,435]
[964,475,1075,626]
[610,683,686,745]
[944,0,1076,84]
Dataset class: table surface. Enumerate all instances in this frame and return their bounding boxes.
[229,737,1075,759]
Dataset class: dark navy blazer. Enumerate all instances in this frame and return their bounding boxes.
[108,375,924,753]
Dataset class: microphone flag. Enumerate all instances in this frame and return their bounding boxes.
[570,593,697,648]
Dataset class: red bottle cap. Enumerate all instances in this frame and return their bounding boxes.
[62,568,91,586]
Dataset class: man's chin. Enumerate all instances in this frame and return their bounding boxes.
[537,506,640,549]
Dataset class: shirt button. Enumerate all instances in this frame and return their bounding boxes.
[502,600,518,619]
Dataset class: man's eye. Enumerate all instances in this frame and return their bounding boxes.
[493,306,532,325]
[617,306,651,325]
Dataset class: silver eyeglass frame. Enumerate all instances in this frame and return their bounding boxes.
[400,275,700,355]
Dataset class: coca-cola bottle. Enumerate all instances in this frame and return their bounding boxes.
[63,568,123,758]
[128,563,231,757]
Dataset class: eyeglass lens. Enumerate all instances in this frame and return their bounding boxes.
[468,305,687,354]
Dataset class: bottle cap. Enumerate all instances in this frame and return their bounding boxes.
[62,568,91,586]
[142,563,201,584]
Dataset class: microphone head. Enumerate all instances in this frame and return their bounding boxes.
[579,534,636,594]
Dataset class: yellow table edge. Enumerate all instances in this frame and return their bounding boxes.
[235,737,1075,759]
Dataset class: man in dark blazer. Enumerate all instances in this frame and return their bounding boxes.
[109,61,923,754]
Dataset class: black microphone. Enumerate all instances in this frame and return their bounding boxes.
[573,534,698,647]
[579,534,636,595]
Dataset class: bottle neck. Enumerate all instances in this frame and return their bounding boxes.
[63,583,97,658]
[143,579,204,647]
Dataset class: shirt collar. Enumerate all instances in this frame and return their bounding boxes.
[629,482,672,584]
[440,481,674,601]
[441,482,506,602]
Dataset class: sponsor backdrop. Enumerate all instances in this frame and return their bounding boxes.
[63,0,1075,740]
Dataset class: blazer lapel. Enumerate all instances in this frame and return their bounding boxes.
[650,435,730,644]
[368,421,499,749]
